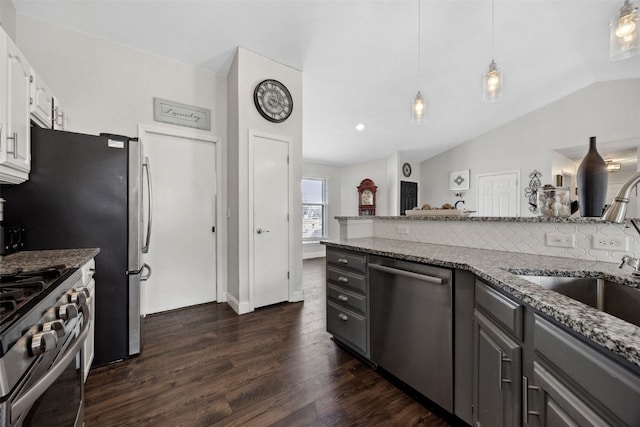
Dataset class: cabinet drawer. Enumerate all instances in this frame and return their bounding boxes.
[327,266,366,293]
[327,301,367,354]
[475,279,523,340]
[326,249,367,273]
[534,315,640,427]
[327,284,366,314]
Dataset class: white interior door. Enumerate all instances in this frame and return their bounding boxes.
[142,131,217,314]
[477,172,519,216]
[252,135,290,309]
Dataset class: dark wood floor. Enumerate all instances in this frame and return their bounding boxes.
[85,258,453,426]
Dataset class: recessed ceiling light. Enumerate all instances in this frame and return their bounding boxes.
[355,123,365,132]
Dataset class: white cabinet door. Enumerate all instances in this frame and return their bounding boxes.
[0,31,31,181]
[30,70,54,128]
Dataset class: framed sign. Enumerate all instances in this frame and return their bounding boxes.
[153,98,211,130]
[449,169,470,191]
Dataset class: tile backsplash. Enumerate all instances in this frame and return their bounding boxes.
[344,218,640,264]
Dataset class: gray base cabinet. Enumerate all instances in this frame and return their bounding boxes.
[325,248,369,357]
[473,279,523,427]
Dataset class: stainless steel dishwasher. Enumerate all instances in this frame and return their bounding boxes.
[369,255,453,412]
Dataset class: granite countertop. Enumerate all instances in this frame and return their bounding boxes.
[336,215,603,223]
[323,237,640,368]
[0,248,100,274]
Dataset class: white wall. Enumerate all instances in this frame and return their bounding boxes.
[339,157,389,216]
[227,47,303,313]
[14,15,230,303]
[0,1,16,40]
[302,161,341,259]
[419,79,640,217]
[16,15,227,141]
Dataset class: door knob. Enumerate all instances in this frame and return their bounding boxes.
[256,228,270,234]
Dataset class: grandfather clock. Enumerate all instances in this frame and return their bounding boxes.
[357,178,377,216]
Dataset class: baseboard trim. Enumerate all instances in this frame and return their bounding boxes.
[226,293,253,315]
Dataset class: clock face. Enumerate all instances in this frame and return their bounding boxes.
[402,162,412,177]
[254,79,293,123]
[361,190,373,205]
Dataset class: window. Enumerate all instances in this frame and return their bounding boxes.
[302,178,328,240]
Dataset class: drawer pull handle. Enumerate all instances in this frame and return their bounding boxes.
[338,294,349,302]
[338,313,348,321]
[337,276,349,283]
[337,258,349,264]
[522,375,540,425]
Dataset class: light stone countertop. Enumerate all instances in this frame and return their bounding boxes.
[322,237,640,369]
[336,215,603,223]
[0,248,100,274]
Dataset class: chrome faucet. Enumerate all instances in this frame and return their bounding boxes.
[602,171,640,276]
[619,255,640,277]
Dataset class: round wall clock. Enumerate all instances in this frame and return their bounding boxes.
[253,79,293,123]
[402,162,412,177]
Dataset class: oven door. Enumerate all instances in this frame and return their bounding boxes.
[9,310,89,427]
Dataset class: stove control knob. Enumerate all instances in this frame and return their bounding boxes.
[30,331,58,356]
[42,320,65,338]
[58,303,78,321]
[69,291,87,305]
[74,286,91,300]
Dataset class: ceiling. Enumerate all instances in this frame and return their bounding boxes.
[11,0,640,166]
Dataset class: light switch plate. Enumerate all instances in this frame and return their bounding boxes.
[545,233,576,248]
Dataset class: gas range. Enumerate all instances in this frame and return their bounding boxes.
[0,265,73,331]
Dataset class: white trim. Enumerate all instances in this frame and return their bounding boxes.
[248,129,294,309]
[137,123,227,303]
[226,292,252,315]
[289,290,304,302]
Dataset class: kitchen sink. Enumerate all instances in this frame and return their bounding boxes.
[516,275,640,327]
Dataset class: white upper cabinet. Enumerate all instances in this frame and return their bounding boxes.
[30,70,54,128]
[0,29,31,183]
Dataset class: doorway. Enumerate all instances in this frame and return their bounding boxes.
[400,181,418,215]
[138,125,221,315]
[477,171,520,216]
[250,132,291,309]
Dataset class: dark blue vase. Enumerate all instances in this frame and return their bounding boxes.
[577,136,608,217]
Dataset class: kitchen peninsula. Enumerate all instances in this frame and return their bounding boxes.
[323,215,640,426]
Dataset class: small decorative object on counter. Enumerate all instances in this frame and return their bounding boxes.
[577,136,608,217]
[537,185,571,217]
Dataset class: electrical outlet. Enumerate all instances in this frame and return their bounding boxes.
[396,225,409,235]
[591,234,629,251]
[545,233,576,248]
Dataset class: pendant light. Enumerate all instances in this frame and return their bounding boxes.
[412,0,425,123]
[482,0,502,102]
[610,0,639,60]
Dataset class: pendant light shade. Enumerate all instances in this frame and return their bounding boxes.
[412,91,425,123]
[483,59,502,102]
[482,0,502,102]
[610,0,639,60]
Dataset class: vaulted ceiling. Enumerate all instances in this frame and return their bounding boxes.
[12,0,640,165]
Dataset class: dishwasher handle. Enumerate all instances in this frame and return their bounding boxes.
[368,263,447,285]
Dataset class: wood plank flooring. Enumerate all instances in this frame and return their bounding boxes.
[85,259,454,426]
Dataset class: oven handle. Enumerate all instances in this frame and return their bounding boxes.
[11,304,90,421]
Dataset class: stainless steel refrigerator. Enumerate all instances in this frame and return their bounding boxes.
[2,126,152,366]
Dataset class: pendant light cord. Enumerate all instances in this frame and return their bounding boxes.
[490,0,495,60]
[417,0,421,84]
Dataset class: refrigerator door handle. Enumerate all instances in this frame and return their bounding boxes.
[140,263,152,281]
[142,156,153,254]
[127,263,152,281]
